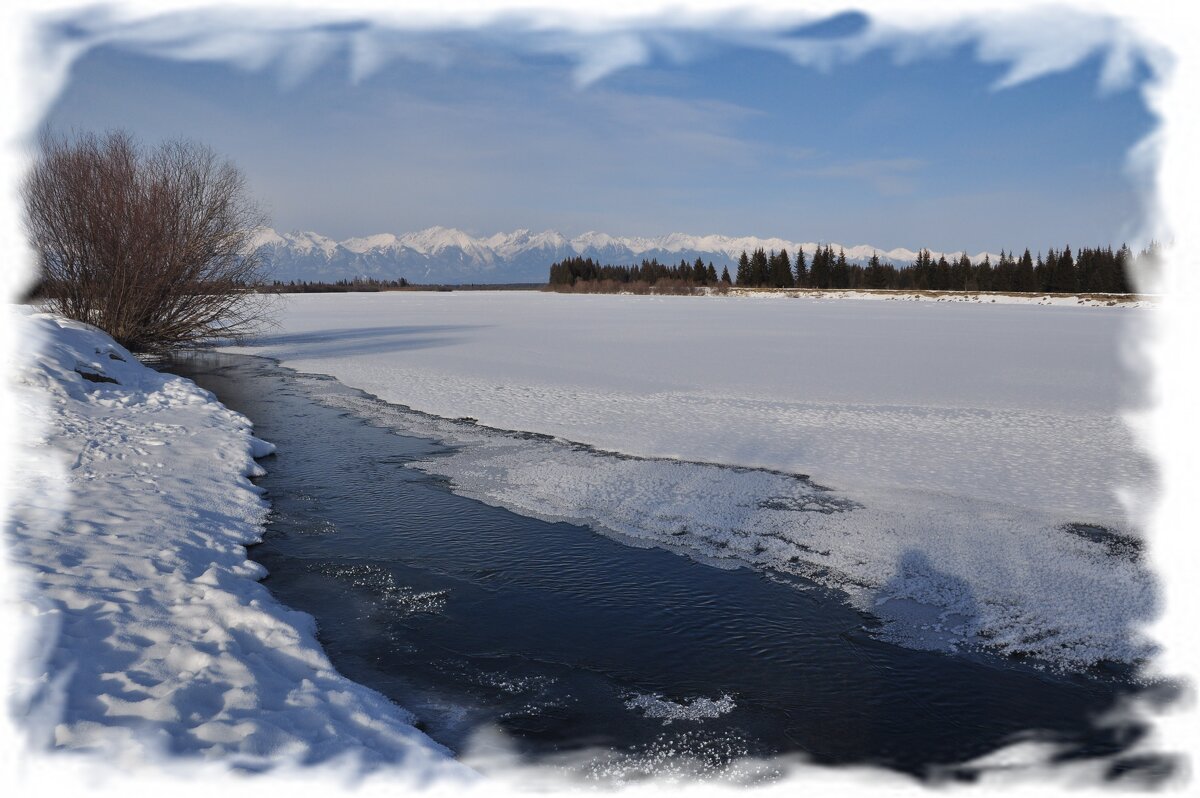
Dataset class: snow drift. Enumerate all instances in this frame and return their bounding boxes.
[3,307,469,781]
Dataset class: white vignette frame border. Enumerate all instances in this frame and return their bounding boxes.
[0,0,1196,794]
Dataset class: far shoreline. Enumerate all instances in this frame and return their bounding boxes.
[259,283,1155,307]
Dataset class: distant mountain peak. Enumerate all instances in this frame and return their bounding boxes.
[250,226,998,285]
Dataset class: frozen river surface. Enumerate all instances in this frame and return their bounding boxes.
[224,292,1158,670]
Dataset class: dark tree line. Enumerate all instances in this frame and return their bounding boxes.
[727,243,1148,293]
[263,277,410,293]
[552,243,1153,294]
[734,248,806,288]
[549,256,727,289]
[879,246,1141,294]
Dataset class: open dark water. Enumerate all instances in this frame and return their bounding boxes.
[165,351,1163,783]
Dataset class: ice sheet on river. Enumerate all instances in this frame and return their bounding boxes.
[226,292,1159,670]
[304,385,1156,670]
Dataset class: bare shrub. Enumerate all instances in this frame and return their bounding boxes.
[23,130,274,353]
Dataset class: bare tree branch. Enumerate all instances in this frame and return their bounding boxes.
[23,130,276,353]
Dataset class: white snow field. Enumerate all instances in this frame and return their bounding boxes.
[723,287,1153,308]
[226,291,1159,671]
[4,307,470,781]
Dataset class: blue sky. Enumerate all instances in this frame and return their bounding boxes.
[42,15,1155,253]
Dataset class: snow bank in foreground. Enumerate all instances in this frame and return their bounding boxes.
[4,308,469,781]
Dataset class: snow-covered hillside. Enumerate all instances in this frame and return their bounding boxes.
[4,307,470,780]
[249,226,997,285]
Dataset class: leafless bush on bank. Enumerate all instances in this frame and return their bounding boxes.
[23,130,274,353]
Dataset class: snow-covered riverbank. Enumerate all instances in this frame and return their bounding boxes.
[4,308,469,781]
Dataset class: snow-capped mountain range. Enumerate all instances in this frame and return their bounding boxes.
[249,226,998,285]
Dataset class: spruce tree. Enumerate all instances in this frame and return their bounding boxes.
[866,253,886,288]
[1036,251,1051,292]
[823,245,834,288]
[1084,247,1110,293]
[976,254,992,292]
[1017,249,1036,293]
[750,248,769,286]
[1058,246,1077,293]
[735,251,751,285]
[1077,248,1096,292]
[930,254,948,290]
[953,252,972,291]
[912,249,934,290]
[1115,244,1133,293]
[809,245,829,288]
[771,248,795,287]
[833,248,849,289]
[794,246,808,287]
[992,250,1010,292]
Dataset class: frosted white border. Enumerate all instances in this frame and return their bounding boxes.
[2,0,1194,794]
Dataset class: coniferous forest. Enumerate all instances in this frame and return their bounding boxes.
[547,244,1155,294]
[548,256,725,293]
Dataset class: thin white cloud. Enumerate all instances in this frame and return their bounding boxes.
[801,157,926,196]
[547,31,651,88]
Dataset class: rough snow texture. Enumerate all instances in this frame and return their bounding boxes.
[723,287,1153,308]
[227,292,1159,670]
[5,308,469,780]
